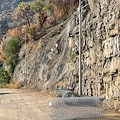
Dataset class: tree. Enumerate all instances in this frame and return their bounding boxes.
[4,36,20,76]
[31,0,52,31]
[0,67,11,87]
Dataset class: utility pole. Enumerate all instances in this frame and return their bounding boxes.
[79,0,82,96]
[24,33,27,86]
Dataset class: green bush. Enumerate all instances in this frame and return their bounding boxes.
[4,36,20,75]
[93,14,97,18]
[71,54,77,63]
[18,2,25,9]
[0,67,11,88]
[111,95,115,100]
[61,79,67,82]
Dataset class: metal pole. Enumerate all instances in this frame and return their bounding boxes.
[24,33,27,86]
[79,0,82,96]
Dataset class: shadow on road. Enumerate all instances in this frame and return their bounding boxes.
[76,116,120,120]
[0,93,11,95]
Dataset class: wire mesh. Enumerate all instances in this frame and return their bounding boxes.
[49,97,104,120]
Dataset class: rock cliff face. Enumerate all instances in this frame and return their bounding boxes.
[81,0,120,99]
[13,0,120,99]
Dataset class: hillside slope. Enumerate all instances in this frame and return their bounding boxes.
[13,0,120,100]
[13,12,80,93]
[0,0,32,36]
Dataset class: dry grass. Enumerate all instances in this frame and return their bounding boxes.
[17,81,24,89]
[56,79,67,86]
[6,83,18,89]
[6,81,24,89]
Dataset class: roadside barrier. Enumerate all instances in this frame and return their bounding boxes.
[49,97,104,120]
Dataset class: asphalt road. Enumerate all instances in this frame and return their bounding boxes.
[0,89,120,120]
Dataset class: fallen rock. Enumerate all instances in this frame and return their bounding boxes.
[57,89,79,98]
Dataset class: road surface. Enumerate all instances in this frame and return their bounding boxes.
[0,89,54,120]
[0,89,120,120]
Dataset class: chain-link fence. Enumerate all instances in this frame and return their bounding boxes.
[49,97,104,120]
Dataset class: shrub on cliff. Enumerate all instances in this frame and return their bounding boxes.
[26,23,37,41]
[0,56,6,62]
[7,28,20,39]
[14,2,33,27]
[31,0,52,31]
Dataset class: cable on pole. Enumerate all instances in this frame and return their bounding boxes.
[24,33,27,86]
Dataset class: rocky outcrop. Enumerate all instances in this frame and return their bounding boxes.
[0,0,32,11]
[0,0,33,35]
[13,0,120,100]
